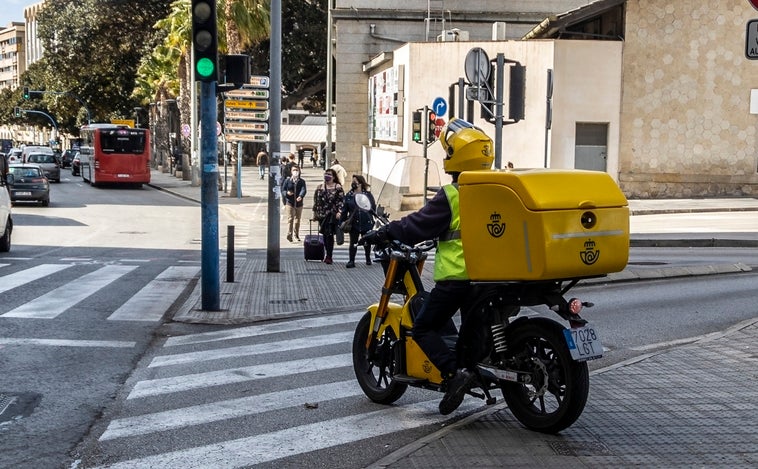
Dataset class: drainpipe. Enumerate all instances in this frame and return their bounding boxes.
[369,24,407,43]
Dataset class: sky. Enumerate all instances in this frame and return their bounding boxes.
[0,0,39,29]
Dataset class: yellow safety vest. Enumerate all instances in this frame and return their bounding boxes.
[434,184,469,281]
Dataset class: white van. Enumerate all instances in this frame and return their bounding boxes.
[21,145,54,164]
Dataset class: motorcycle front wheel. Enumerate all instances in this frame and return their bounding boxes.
[500,318,589,434]
[352,311,408,404]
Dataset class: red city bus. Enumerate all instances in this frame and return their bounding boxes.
[79,124,151,186]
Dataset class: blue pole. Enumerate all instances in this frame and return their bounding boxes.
[200,80,220,310]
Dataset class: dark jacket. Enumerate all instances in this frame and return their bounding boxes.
[340,190,376,234]
[281,177,307,207]
[385,187,452,244]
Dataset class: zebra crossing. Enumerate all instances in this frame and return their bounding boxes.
[0,261,200,322]
[79,312,481,468]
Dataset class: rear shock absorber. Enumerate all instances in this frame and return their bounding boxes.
[491,323,507,354]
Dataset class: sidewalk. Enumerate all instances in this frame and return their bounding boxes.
[147,166,758,468]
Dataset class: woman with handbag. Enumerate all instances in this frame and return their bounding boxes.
[340,174,376,268]
[313,168,344,264]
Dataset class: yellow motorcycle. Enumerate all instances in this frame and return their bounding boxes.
[351,193,606,434]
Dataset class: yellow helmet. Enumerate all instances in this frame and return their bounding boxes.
[440,118,494,174]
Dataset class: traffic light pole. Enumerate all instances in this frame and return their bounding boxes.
[200,80,220,311]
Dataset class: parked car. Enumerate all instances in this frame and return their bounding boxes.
[0,159,11,251]
[7,148,22,163]
[71,152,81,176]
[60,149,77,168]
[7,164,50,206]
[25,152,60,183]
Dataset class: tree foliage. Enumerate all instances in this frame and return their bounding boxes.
[248,0,327,112]
[34,0,171,134]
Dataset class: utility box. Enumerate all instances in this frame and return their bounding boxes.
[458,169,629,281]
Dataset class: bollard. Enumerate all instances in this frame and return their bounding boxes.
[226,225,235,283]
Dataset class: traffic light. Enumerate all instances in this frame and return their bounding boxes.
[13,106,20,117]
[412,111,422,142]
[191,0,218,82]
[22,87,29,99]
[427,111,437,143]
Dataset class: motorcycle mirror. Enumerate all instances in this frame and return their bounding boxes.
[355,193,372,211]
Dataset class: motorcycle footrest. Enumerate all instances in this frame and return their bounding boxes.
[393,374,429,386]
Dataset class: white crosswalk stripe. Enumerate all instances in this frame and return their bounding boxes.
[2,265,137,318]
[85,313,482,468]
[0,263,200,322]
[0,263,73,294]
[107,266,200,322]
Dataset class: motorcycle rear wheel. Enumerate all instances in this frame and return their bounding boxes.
[500,318,589,434]
[352,312,408,404]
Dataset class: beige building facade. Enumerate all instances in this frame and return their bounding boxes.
[333,0,758,201]
[618,1,758,197]
[0,22,25,92]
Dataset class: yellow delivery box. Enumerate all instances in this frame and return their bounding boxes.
[458,169,629,281]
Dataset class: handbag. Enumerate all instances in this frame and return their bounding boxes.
[335,226,345,245]
[339,212,356,233]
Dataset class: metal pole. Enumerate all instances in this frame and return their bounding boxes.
[325,0,333,169]
[423,105,429,205]
[237,141,243,198]
[494,53,505,168]
[226,225,235,282]
[267,0,282,272]
[200,80,220,310]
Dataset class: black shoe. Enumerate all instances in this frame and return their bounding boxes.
[439,369,475,415]
[345,261,355,268]
[366,259,372,266]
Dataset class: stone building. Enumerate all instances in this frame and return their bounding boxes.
[332,0,758,201]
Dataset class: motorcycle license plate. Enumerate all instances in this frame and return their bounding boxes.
[563,324,603,361]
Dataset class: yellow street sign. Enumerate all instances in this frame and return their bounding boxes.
[111,119,135,127]
[225,99,269,110]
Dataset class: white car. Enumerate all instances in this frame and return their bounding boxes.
[0,160,12,252]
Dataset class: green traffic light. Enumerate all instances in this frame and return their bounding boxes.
[196,57,215,79]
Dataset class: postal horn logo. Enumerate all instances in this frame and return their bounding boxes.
[580,238,599,265]
[486,212,506,238]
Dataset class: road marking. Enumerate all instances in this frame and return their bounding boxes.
[100,380,361,441]
[0,338,136,348]
[107,266,200,322]
[128,353,351,399]
[91,399,480,469]
[163,311,363,347]
[0,264,73,294]
[150,330,352,367]
[2,265,137,318]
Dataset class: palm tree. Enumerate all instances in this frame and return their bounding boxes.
[222,0,270,195]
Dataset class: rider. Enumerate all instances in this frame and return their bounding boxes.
[362,118,494,415]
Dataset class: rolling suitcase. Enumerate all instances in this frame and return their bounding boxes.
[304,220,325,261]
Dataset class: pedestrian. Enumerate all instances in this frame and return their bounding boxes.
[317,142,326,168]
[281,164,307,242]
[256,150,268,180]
[297,147,305,168]
[282,153,295,180]
[330,158,347,187]
[312,168,344,264]
[340,174,375,268]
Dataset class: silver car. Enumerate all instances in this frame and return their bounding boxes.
[25,152,60,182]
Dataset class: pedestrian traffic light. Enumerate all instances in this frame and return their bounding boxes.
[13,106,20,117]
[412,110,422,143]
[191,0,218,82]
[427,111,437,143]
[22,87,29,99]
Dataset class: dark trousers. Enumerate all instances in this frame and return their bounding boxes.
[412,280,480,378]
[348,230,371,262]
